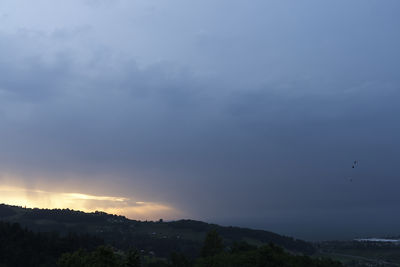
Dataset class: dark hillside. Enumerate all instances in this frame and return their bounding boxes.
[0,204,17,217]
[169,220,314,254]
[0,204,315,258]
[0,221,103,267]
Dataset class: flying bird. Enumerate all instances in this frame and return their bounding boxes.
[352,160,359,169]
[348,160,359,182]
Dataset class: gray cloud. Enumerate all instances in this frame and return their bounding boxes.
[0,0,399,240]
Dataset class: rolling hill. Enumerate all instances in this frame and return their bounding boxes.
[0,203,314,258]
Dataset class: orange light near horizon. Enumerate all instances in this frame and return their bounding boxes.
[63,193,129,202]
[0,185,180,220]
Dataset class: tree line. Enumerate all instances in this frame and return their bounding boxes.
[0,220,341,267]
[58,230,341,267]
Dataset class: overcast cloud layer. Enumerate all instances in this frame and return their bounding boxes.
[0,0,400,240]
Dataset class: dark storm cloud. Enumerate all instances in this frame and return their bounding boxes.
[1,0,400,240]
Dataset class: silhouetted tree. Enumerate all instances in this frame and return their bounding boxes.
[125,248,141,267]
[58,249,89,267]
[90,246,119,267]
[200,230,224,258]
[169,252,191,267]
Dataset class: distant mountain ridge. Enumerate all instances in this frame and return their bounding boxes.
[0,203,315,257]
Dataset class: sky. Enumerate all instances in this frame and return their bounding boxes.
[0,0,399,240]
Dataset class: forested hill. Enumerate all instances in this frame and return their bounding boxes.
[0,204,314,257]
[0,220,103,267]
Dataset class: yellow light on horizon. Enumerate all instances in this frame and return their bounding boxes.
[0,185,180,220]
[63,193,129,202]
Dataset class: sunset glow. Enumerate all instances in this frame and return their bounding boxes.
[0,185,180,221]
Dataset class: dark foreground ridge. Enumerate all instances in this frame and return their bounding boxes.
[0,203,344,266]
[0,203,314,257]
